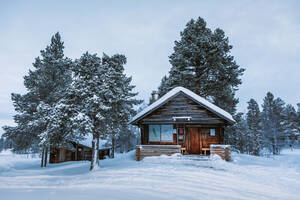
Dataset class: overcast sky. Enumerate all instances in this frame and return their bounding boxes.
[1,0,300,136]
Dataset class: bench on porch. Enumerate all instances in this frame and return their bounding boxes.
[201,147,210,156]
[136,145,181,161]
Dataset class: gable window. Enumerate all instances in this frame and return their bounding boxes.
[149,125,173,142]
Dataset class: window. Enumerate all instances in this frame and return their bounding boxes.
[149,125,160,142]
[161,125,173,142]
[210,129,215,136]
[149,125,174,142]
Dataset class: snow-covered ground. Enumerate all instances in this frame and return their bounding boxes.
[0,149,300,200]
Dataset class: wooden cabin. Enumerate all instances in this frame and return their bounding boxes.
[49,137,111,164]
[130,87,235,160]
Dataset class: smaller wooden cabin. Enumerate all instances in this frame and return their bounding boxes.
[49,137,111,164]
[130,87,235,160]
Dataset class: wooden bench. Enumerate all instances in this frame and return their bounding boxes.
[201,147,210,156]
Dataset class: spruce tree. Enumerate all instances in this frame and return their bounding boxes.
[101,54,142,158]
[225,113,248,153]
[65,52,108,170]
[246,99,262,156]
[3,33,72,165]
[261,92,286,155]
[282,104,298,148]
[158,17,244,114]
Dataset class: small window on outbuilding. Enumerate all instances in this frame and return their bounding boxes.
[210,129,215,136]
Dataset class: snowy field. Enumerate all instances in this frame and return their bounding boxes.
[0,149,300,200]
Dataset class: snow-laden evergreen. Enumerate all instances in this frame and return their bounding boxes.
[246,99,262,156]
[2,34,141,170]
[157,17,245,114]
[226,93,300,156]
[2,32,72,165]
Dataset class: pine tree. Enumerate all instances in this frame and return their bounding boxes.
[101,54,142,158]
[282,104,298,149]
[64,52,108,170]
[297,103,300,132]
[225,113,248,153]
[2,33,72,166]
[158,17,245,114]
[246,99,262,156]
[261,92,286,155]
[0,137,4,152]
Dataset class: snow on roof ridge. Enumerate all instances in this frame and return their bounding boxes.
[130,86,235,124]
[72,135,111,149]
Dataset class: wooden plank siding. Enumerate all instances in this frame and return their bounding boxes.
[49,143,111,164]
[139,93,227,125]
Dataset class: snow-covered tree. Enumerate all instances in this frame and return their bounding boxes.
[157,17,245,114]
[2,32,72,166]
[101,54,142,158]
[225,113,248,153]
[282,104,298,148]
[246,99,262,156]
[61,52,110,170]
[261,92,286,155]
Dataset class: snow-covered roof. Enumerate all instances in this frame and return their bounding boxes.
[130,86,235,124]
[73,135,111,149]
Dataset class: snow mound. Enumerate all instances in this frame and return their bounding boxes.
[0,150,40,173]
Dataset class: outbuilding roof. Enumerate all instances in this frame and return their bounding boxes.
[130,86,235,125]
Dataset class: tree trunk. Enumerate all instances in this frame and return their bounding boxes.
[41,148,44,168]
[90,135,96,171]
[90,133,100,171]
[111,136,115,158]
[75,144,78,161]
[44,148,48,167]
[96,136,100,166]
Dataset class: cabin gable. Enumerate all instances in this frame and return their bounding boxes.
[139,92,227,125]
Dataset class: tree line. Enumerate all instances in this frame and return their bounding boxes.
[227,95,300,155]
[1,33,141,170]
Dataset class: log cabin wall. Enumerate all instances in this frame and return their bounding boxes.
[49,144,111,164]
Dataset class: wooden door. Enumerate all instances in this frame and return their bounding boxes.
[187,128,200,154]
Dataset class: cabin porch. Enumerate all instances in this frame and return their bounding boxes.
[135,144,231,161]
[140,123,225,154]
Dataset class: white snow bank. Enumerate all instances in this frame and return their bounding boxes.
[0,150,40,172]
[1,149,300,200]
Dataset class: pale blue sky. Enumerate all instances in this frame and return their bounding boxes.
[1,0,300,135]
